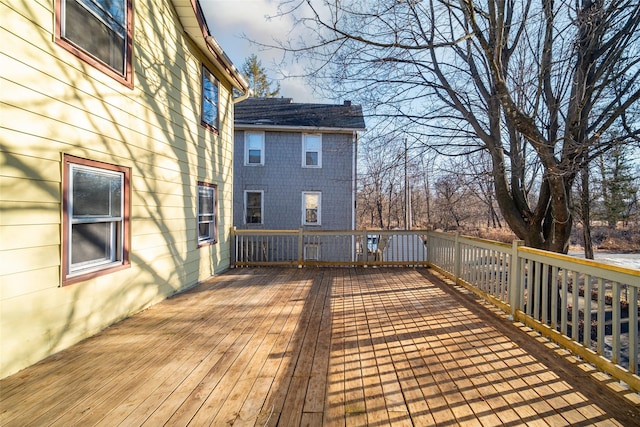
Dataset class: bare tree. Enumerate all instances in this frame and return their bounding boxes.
[578,166,595,259]
[434,172,476,230]
[460,152,504,229]
[357,135,404,228]
[273,0,640,253]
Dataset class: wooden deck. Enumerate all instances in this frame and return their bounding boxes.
[1,268,638,426]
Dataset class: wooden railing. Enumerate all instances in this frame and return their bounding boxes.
[232,228,429,267]
[231,228,639,390]
[426,231,639,391]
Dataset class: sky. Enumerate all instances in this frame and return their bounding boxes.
[199,0,325,103]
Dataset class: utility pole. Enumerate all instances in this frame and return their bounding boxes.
[404,137,411,230]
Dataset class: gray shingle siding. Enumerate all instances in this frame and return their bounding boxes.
[233,130,356,230]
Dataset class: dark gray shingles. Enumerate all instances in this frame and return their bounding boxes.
[235,97,366,129]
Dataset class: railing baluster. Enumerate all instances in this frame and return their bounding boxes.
[523,259,530,317]
[483,247,487,290]
[472,246,478,287]
[542,263,549,324]
[477,247,482,288]
[561,268,568,336]
[468,245,473,283]
[499,250,504,298]
[612,281,621,365]
[629,285,638,374]
[572,270,579,342]
[234,231,239,264]
[491,249,497,296]
[461,243,467,282]
[484,248,490,292]
[533,261,541,320]
[551,266,559,329]
[597,278,605,356]
[493,251,498,297]
[584,274,592,349]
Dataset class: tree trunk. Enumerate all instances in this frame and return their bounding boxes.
[581,167,594,259]
[376,199,384,229]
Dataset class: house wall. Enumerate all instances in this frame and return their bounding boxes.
[233,130,355,230]
[0,0,235,378]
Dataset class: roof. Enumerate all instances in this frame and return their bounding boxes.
[171,0,248,92]
[235,98,366,132]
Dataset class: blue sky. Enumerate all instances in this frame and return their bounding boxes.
[200,0,323,102]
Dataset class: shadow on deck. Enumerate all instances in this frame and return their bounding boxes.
[1,268,638,426]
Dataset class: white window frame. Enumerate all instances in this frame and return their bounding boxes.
[198,182,217,245]
[244,132,265,166]
[244,190,264,224]
[302,134,322,168]
[302,191,322,225]
[63,155,130,285]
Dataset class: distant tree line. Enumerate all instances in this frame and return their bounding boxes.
[357,132,639,253]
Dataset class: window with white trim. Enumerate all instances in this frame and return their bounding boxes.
[302,191,321,225]
[198,182,217,245]
[302,134,322,168]
[63,155,130,284]
[56,0,133,85]
[244,191,263,224]
[201,66,219,131]
[244,132,264,165]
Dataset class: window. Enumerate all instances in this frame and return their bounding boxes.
[303,134,322,168]
[245,191,263,224]
[56,0,133,86]
[244,132,264,165]
[63,155,130,285]
[198,182,217,245]
[302,192,321,225]
[201,66,219,131]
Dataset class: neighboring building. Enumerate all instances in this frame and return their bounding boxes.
[233,97,366,232]
[0,0,248,378]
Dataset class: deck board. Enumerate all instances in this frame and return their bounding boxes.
[1,267,638,426]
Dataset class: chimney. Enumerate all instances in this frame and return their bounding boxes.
[343,100,352,106]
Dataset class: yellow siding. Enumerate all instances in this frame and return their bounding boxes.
[0,0,238,377]
[0,266,60,299]
[0,224,60,251]
[1,201,61,226]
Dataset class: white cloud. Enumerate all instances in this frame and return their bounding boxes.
[200,0,325,103]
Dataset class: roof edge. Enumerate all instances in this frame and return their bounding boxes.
[171,0,249,93]
[235,124,366,133]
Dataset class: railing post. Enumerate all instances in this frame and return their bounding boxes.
[363,228,369,267]
[230,226,236,268]
[508,240,524,320]
[297,228,304,268]
[453,232,461,280]
[425,232,431,264]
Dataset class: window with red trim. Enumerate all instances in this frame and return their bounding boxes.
[56,0,133,86]
[63,155,130,285]
[201,66,219,131]
[198,182,218,245]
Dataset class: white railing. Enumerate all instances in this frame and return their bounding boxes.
[232,228,429,267]
[426,231,640,391]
